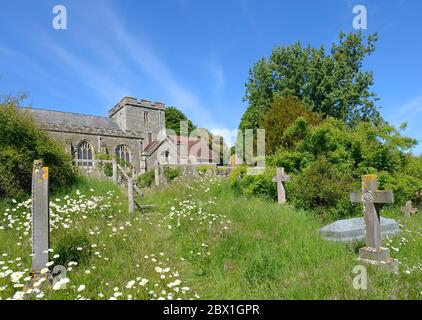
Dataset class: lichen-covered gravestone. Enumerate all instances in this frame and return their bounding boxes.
[401,201,417,217]
[31,160,50,276]
[350,174,398,272]
[272,167,289,204]
[154,161,160,186]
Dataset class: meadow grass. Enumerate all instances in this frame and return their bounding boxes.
[0,176,420,300]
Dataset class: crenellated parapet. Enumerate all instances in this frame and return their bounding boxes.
[108,96,166,118]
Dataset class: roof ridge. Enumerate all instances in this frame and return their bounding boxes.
[22,106,113,121]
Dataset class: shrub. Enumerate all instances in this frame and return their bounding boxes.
[197,165,215,176]
[378,171,422,206]
[230,165,277,200]
[0,96,78,197]
[95,154,113,177]
[137,170,155,188]
[229,165,248,194]
[164,167,181,182]
[54,233,92,267]
[263,117,421,218]
[217,167,230,177]
[405,155,422,180]
[267,150,313,174]
[287,157,359,219]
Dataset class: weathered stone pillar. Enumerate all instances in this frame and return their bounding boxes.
[154,161,160,186]
[128,175,135,214]
[112,158,118,184]
[31,160,50,275]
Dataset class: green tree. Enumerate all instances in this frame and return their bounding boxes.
[240,32,380,131]
[165,106,196,135]
[261,96,321,154]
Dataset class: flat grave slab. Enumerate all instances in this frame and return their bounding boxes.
[320,217,401,242]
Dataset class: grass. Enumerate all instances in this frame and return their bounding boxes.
[0,176,421,300]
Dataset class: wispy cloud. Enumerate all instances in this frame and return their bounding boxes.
[48,44,130,105]
[91,1,218,126]
[399,96,422,114]
[213,64,225,93]
[4,0,228,131]
[390,95,422,154]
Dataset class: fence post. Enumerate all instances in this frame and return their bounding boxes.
[31,160,50,275]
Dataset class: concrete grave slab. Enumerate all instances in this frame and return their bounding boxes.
[319,217,401,242]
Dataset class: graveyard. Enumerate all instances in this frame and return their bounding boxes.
[1,2,422,302]
[0,167,421,300]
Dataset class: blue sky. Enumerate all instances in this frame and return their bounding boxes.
[0,0,421,153]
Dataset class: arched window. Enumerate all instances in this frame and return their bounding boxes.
[115,145,131,164]
[77,141,94,168]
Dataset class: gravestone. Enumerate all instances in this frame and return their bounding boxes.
[128,174,135,214]
[154,161,160,186]
[401,201,417,217]
[112,158,118,184]
[272,167,289,204]
[350,174,398,272]
[320,217,401,242]
[31,160,50,275]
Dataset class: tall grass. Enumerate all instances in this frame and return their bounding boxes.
[0,176,420,300]
[145,177,422,300]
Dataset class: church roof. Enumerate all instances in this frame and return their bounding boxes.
[23,107,122,131]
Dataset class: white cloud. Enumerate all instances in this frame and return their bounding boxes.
[213,64,225,92]
[400,96,422,114]
[390,95,422,155]
[96,2,217,123]
[47,44,130,105]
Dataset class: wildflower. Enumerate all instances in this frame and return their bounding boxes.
[13,291,25,300]
[77,285,86,292]
[53,277,70,290]
[10,272,25,283]
[126,280,135,289]
[139,278,149,286]
[40,268,49,275]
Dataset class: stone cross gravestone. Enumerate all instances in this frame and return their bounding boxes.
[272,167,289,204]
[401,201,417,217]
[350,174,398,272]
[31,160,50,275]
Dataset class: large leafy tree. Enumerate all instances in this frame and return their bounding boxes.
[261,96,321,154]
[165,106,196,135]
[240,32,381,131]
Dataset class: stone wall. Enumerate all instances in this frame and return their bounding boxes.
[47,130,145,173]
[109,97,166,144]
[25,96,168,175]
